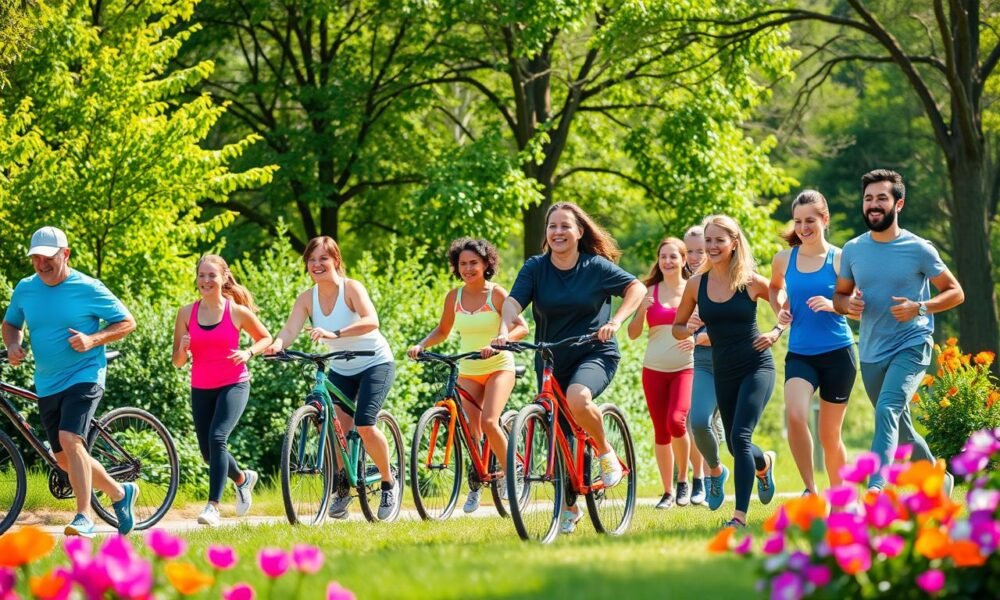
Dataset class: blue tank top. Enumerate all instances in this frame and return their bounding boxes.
[785,246,855,355]
[698,275,773,377]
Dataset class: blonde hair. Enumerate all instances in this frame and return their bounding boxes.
[542,202,622,263]
[699,215,756,292]
[642,237,688,286]
[303,236,346,276]
[197,255,258,311]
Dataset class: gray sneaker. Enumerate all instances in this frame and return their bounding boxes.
[329,491,353,519]
[463,489,481,513]
[234,469,258,517]
[676,481,691,506]
[377,485,397,521]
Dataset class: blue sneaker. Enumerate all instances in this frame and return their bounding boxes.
[113,482,139,535]
[64,513,96,538]
[756,450,777,505]
[707,465,729,511]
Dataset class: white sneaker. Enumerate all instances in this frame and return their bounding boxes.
[599,451,623,488]
[463,489,481,513]
[560,505,584,534]
[197,504,221,527]
[234,469,258,517]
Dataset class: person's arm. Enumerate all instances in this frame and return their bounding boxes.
[1,321,27,366]
[890,269,965,322]
[497,259,536,341]
[494,286,529,342]
[229,305,274,364]
[408,290,457,358]
[627,286,654,340]
[264,291,311,354]
[67,315,136,353]
[750,273,783,350]
[497,296,524,341]
[833,277,864,317]
[309,280,379,342]
[672,275,700,340]
[768,251,791,326]
[171,306,191,368]
[599,279,644,342]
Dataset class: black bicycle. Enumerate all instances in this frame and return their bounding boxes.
[0,349,180,534]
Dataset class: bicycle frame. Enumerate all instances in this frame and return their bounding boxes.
[0,381,59,471]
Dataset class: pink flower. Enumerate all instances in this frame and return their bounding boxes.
[884,463,907,485]
[839,452,880,484]
[786,551,809,571]
[951,451,989,477]
[968,489,1000,513]
[893,444,913,462]
[144,529,185,559]
[969,515,1000,553]
[257,548,290,578]
[0,569,15,595]
[101,536,153,599]
[207,545,238,570]
[223,583,256,600]
[865,494,900,529]
[916,569,945,594]
[903,490,936,514]
[291,544,324,574]
[872,534,905,558]
[825,485,857,508]
[803,564,830,587]
[762,534,785,555]
[326,581,357,600]
[770,572,804,600]
[833,543,871,575]
[733,535,753,555]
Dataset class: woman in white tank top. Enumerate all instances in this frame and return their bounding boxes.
[264,236,397,521]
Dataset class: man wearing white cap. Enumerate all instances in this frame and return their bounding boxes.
[2,226,139,537]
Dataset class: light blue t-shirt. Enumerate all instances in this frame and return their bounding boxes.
[839,230,945,363]
[3,269,130,396]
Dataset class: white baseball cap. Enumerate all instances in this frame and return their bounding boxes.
[27,226,69,257]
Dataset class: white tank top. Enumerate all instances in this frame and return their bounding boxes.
[311,283,393,375]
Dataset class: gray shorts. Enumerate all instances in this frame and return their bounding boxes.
[38,382,103,452]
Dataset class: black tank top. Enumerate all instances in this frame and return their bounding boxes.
[698,275,774,377]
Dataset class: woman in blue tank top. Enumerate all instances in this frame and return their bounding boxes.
[768,191,857,496]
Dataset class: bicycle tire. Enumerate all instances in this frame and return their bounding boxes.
[357,410,404,523]
[584,403,636,536]
[281,404,334,525]
[410,406,462,521]
[488,409,518,518]
[88,407,179,530]
[506,403,562,544]
[0,429,27,534]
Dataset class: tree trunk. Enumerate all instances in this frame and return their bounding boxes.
[522,188,552,257]
[520,51,553,258]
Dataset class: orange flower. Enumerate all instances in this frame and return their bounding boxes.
[912,393,921,404]
[946,358,961,372]
[915,527,950,559]
[707,526,735,553]
[946,386,959,397]
[974,351,996,367]
[0,525,56,568]
[946,337,958,347]
[921,374,935,387]
[961,354,971,366]
[897,460,947,498]
[784,494,828,531]
[29,570,69,600]
[949,540,987,567]
[936,368,945,377]
[165,562,214,596]
[987,390,1000,408]
[939,399,951,408]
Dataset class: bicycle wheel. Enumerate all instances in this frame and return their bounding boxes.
[357,410,404,522]
[281,404,335,525]
[89,407,179,530]
[410,406,462,521]
[0,430,27,534]
[584,403,636,536]
[488,409,518,518]
[506,404,562,543]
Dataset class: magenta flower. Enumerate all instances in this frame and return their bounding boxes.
[903,490,936,514]
[733,535,753,555]
[101,536,153,600]
[828,512,868,545]
[786,551,810,571]
[257,548,290,578]
[833,543,871,575]
[63,536,92,568]
[144,529,186,559]
[326,581,357,600]
[207,545,238,570]
[969,515,1000,553]
[223,583,256,600]
[825,485,857,508]
[803,564,830,587]
[770,571,804,600]
[872,534,905,558]
[0,569,15,595]
[951,451,989,477]
[865,493,900,529]
[967,429,1000,454]
[884,463,907,486]
[968,489,1000,513]
[893,444,913,462]
[916,569,945,594]
[771,506,790,532]
[291,544,324,574]
[839,452,880,484]
[762,534,785,555]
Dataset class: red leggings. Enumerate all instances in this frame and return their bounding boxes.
[642,367,693,445]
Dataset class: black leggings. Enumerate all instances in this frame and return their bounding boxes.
[191,381,250,502]
[715,368,774,513]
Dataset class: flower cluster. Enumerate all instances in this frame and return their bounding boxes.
[0,527,355,600]
[708,434,1000,599]
[913,338,999,463]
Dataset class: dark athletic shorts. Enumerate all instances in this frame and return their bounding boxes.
[38,382,103,452]
[326,361,396,427]
[547,353,619,401]
[785,345,857,404]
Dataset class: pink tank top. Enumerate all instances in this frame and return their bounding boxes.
[188,299,249,389]
[646,284,678,327]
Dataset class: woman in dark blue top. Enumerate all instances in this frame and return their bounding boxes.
[673,214,785,529]
[768,191,857,496]
[498,202,645,534]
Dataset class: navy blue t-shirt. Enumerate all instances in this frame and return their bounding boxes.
[509,252,636,373]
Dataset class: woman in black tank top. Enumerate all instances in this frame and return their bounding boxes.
[672,215,788,529]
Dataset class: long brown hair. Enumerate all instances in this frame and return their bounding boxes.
[642,237,688,286]
[197,255,258,312]
[699,215,756,293]
[542,202,621,263]
[781,190,830,246]
[303,236,346,276]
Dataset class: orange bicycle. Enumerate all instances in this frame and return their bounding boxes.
[410,350,526,520]
[494,334,636,543]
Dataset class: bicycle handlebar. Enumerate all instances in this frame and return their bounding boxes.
[491,333,598,354]
[413,350,485,366]
[263,349,376,364]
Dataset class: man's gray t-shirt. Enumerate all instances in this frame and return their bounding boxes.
[839,230,945,363]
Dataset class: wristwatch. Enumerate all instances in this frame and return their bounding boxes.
[917,302,928,317]
[333,329,342,338]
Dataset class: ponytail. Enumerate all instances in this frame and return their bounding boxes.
[196,255,258,312]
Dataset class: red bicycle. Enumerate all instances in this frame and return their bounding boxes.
[495,335,636,543]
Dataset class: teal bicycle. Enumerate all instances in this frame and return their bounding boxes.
[266,349,404,525]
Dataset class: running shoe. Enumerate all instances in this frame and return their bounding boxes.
[64,513,96,538]
[463,489,481,513]
[676,481,690,506]
[707,465,729,511]
[756,450,777,505]
[112,482,139,535]
[234,469,258,517]
[197,504,221,527]
[690,478,706,505]
[655,492,675,510]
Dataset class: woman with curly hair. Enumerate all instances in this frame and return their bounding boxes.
[408,238,529,512]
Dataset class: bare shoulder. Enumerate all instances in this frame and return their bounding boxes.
[177,303,195,320]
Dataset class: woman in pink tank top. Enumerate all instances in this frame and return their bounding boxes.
[171,255,272,527]
[627,237,695,509]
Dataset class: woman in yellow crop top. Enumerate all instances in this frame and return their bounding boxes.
[407,238,528,512]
